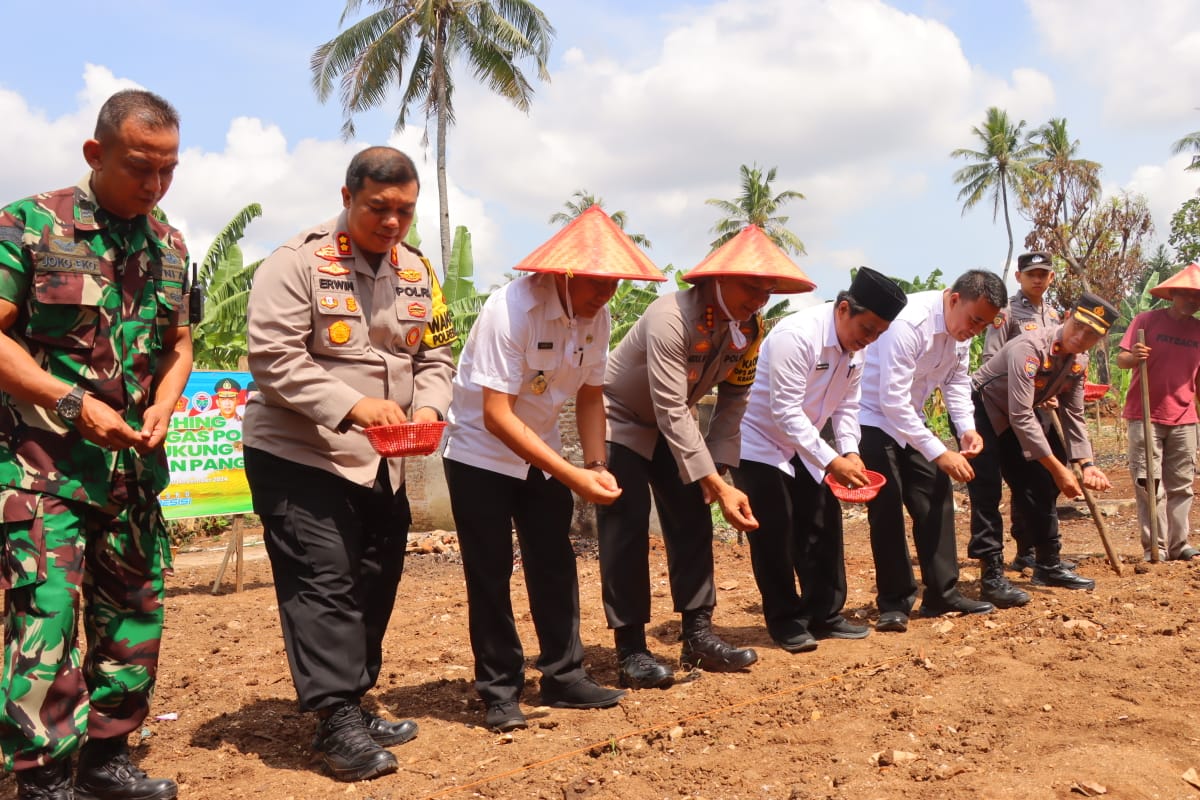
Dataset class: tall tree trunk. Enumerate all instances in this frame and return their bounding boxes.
[1000,168,1014,271]
[434,18,451,276]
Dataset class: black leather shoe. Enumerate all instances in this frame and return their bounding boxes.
[771,628,818,653]
[618,651,675,689]
[541,676,625,709]
[74,737,177,800]
[1012,553,1075,571]
[918,592,995,617]
[362,710,418,747]
[876,611,909,633]
[484,701,527,732]
[810,618,869,640]
[312,703,398,782]
[16,761,72,800]
[1031,563,1095,590]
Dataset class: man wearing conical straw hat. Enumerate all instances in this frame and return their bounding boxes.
[1116,262,1200,562]
[598,225,814,689]
[443,206,665,732]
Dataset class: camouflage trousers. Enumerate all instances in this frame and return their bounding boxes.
[0,489,168,771]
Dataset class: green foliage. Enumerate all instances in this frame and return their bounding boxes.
[893,268,945,293]
[609,279,661,347]
[1169,197,1200,265]
[440,225,492,359]
[192,203,264,369]
[1171,128,1200,172]
[706,163,806,254]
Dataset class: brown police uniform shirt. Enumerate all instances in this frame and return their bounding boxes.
[981,290,1061,364]
[244,212,455,491]
[972,324,1091,463]
[603,281,761,484]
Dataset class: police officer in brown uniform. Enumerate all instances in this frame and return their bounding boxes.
[982,251,1063,571]
[598,226,815,689]
[967,293,1116,606]
[243,147,455,782]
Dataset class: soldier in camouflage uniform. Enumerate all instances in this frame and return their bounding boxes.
[0,90,190,800]
[980,251,1063,572]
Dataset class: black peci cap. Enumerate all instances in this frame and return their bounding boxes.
[848,266,908,322]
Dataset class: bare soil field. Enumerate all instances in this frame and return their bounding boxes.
[4,433,1200,800]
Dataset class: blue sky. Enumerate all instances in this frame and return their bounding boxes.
[2,0,1198,302]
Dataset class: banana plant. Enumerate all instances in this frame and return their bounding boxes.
[191,203,264,369]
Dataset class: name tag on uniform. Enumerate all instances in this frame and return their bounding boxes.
[815,362,830,371]
[537,342,554,350]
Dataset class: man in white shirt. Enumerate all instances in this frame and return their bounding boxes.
[443,207,664,732]
[732,267,907,652]
[859,270,1006,633]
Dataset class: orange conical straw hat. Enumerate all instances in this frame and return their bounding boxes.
[1150,262,1200,299]
[513,205,666,282]
[681,225,815,294]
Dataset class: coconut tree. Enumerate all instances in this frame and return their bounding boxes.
[1171,129,1200,172]
[1028,118,1101,231]
[311,0,555,274]
[549,189,652,248]
[950,107,1038,270]
[705,164,805,254]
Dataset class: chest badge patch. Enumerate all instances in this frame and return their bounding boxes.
[1024,322,1038,331]
[405,327,421,347]
[408,302,427,318]
[318,262,352,277]
[336,232,353,257]
[328,321,352,345]
[319,295,338,310]
[1071,363,1083,374]
[396,268,422,283]
[1023,355,1040,378]
[315,244,346,261]
[530,372,548,395]
[993,314,1005,329]
[345,297,359,313]
[694,340,712,354]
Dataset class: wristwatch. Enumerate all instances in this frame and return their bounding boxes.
[54,385,87,424]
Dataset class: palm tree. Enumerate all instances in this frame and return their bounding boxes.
[1028,118,1101,231]
[705,164,805,254]
[1171,129,1200,172]
[311,0,555,274]
[192,204,264,369]
[549,189,652,248]
[950,107,1038,270]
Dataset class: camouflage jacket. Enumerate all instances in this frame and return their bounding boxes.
[0,177,189,508]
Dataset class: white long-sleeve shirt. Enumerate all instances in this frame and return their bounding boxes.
[740,302,864,481]
[858,290,974,462]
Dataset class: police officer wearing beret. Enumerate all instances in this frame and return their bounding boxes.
[967,293,1117,605]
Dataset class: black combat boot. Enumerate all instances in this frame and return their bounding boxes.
[74,736,177,800]
[360,708,418,747]
[680,607,757,672]
[1031,547,1095,590]
[16,760,72,800]
[615,625,673,689]
[311,702,398,782]
[979,554,1031,608]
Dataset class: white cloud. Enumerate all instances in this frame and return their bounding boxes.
[1029,0,1200,125]
[1123,154,1199,248]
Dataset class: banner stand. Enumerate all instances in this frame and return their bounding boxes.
[211,516,245,594]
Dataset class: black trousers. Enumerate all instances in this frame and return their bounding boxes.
[596,440,716,630]
[729,457,846,636]
[245,448,409,713]
[966,395,1065,560]
[860,425,961,614]
[443,459,586,705]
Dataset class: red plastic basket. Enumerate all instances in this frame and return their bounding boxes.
[364,421,447,457]
[824,470,887,503]
[1083,382,1109,403]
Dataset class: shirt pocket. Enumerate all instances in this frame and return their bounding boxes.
[311,286,367,355]
[526,347,559,384]
[0,490,47,591]
[28,267,105,351]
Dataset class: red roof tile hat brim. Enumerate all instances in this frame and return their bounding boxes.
[513,205,666,282]
[1150,262,1200,300]
[681,225,816,294]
